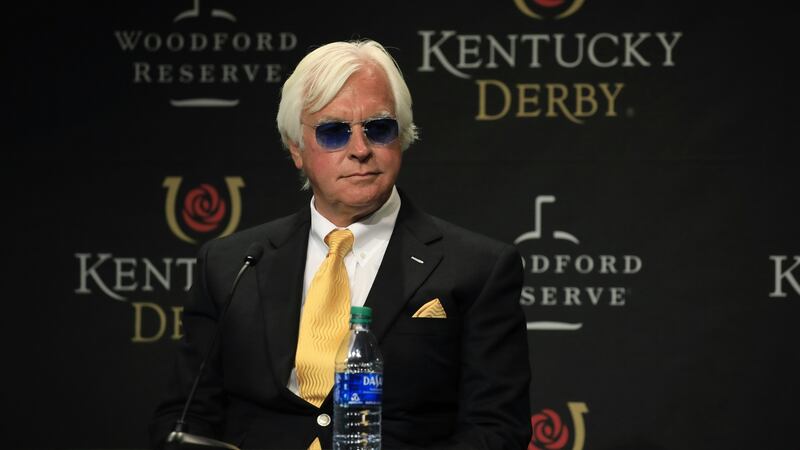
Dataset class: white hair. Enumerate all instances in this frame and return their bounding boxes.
[277,39,418,159]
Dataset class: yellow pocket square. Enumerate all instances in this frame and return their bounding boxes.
[412,298,447,318]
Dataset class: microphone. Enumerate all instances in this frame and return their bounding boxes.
[166,243,264,450]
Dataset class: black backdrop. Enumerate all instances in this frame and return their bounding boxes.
[5,1,798,449]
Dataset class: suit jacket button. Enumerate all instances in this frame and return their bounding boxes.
[317,413,331,427]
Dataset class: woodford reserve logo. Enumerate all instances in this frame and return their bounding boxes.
[515,196,643,331]
[417,1,682,124]
[74,176,245,343]
[113,0,298,107]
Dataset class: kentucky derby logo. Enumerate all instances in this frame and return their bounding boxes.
[529,402,588,450]
[514,0,585,20]
[163,176,245,244]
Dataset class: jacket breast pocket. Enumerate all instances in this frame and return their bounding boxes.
[381,317,461,410]
[388,315,461,336]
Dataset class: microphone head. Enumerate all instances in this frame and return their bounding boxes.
[244,243,264,266]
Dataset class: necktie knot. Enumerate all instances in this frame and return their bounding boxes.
[325,229,354,259]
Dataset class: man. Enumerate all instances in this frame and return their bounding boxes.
[151,40,531,450]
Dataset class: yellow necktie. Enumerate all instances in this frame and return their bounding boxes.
[296,228,354,410]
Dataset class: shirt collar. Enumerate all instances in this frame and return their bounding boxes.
[309,186,401,256]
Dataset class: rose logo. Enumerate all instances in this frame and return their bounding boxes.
[514,0,585,19]
[163,176,244,244]
[529,408,570,450]
[534,0,565,7]
[181,183,228,233]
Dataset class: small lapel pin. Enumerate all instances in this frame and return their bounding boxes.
[410,256,424,264]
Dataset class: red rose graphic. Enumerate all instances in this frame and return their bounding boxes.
[533,0,565,7]
[181,183,227,233]
[529,408,570,450]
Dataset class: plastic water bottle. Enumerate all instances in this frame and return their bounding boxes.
[333,306,383,450]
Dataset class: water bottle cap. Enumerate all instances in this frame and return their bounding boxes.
[350,306,372,324]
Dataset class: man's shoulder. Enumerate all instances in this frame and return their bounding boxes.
[398,195,515,260]
[405,208,523,289]
[429,214,514,256]
[200,209,309,257]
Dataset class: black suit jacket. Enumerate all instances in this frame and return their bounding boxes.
[151,194,531,450]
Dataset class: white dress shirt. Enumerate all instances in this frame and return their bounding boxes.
[287,186,401,396]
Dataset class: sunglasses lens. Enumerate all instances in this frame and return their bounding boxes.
[315,122,351,149]
[314,118,399,150]
[364,118,399,145]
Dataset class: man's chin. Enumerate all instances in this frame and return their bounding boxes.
[341,187,392,210]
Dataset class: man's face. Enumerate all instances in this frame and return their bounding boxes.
[289,64,402,226]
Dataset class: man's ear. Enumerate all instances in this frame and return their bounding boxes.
[288,141,303,170]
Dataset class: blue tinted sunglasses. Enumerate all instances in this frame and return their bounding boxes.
[305,117,399,151]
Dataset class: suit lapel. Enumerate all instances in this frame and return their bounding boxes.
[256,210,310,394]
[365,196,443,342]
[254,195,442,405]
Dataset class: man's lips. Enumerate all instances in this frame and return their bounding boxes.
[342,172,380,178]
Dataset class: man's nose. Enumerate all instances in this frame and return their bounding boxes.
[347,125,373,161]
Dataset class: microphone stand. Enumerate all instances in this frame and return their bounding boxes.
[165,245,263,450]
[165,431,240,450]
